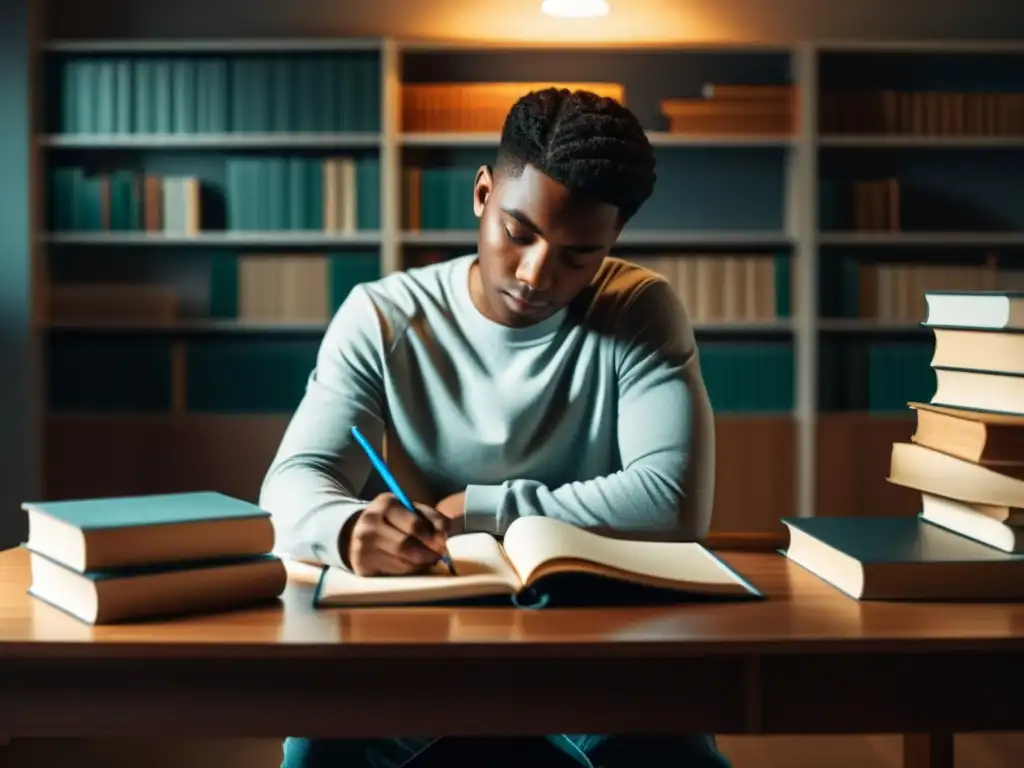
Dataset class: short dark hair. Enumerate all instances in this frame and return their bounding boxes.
[495,87,656,222]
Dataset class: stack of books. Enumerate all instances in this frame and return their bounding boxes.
[781,290,1024,600]
[888,290,1024,554]
[22,490,287,624]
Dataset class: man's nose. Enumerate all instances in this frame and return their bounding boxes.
[514,247,555,293]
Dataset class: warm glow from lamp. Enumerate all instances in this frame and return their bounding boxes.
[541,0,610,18]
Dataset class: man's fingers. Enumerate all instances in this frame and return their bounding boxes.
[413,503,452,535]
[383,504,447,554]
[375,518,443,565]
[360,551,418,577]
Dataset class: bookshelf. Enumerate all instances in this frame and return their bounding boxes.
[815,41,1024,520]
[32,36,1024,539]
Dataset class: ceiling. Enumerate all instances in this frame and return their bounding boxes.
[49,0,1024,44]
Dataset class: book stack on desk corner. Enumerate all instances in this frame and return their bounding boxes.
[890,290,1024,554]
[783,290,1024,601]
[21,491,288,625]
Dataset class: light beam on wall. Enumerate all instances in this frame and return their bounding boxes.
[541,0,610,18]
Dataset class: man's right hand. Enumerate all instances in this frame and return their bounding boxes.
[340,492,452,576]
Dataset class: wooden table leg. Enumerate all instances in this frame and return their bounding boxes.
[903,733,954,768]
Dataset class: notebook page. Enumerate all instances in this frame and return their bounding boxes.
[315,532,521,606]
[502,517,751,594]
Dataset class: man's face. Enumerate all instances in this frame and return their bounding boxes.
[469,163,623,328]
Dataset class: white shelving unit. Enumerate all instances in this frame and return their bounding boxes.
[36,36,1024,521]
[39,133,383,148]
[399,131,795,148]
[396,229,793,248]
[41,231,384,246]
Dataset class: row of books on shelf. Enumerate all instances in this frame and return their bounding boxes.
[235,253,379,323]
[53,58,801,138]
[820,178,901,233]
[45,333,968,415]
[819,340,934,413]
[50,167,199,233]
[629,253,792,324]
[401,165,477,231]
[48,253,382,327]
[819,174,1023,233]
[44,336,795,414]
[47,251,380,327]
[54,52,380,135]
[52,164,955,239]
[48,156,375,233]
[659,84,797,136]
[820,89,1024,136]
[402,81,798,136]
[834,261,1019,324]
[226,156,375,232]
[402,81,625,133]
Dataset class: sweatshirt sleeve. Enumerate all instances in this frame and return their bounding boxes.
[462,277,716,541]
[258,285,390,569]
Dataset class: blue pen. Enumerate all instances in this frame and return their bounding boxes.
[350,426,457,576]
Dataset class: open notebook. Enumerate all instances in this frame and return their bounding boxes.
[313,516,763,608]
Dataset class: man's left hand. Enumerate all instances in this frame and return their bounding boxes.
[435,491,467,534]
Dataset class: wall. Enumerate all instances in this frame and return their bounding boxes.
[0,0,39,550]
[45,0,1024,43]
[6,1,1024,765]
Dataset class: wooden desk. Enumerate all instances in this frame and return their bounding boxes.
[1,547,1022,768]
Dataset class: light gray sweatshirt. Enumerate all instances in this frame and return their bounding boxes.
[259,254,716,569]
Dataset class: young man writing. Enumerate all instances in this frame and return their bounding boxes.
[261,87,724,767]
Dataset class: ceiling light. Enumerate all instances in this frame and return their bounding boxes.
[541,0,610,18]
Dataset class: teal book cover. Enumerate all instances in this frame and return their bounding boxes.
[782,516,1024,564]
[22,491,269,531]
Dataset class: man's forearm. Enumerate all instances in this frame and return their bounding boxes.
[462,459,694,539]
[460,359,714,542]
[260,457,368,569]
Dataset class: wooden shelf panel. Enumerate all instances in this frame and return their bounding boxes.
[710,416,795,536]
[44,414,290,503]
[815,414,919,519]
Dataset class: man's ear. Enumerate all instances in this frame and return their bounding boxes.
[473,165,493,218]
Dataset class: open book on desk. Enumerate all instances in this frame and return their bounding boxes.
[313,516,763,608]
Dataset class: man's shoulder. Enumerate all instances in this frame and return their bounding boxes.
[574,257,696,363]
[591,255,668,298]
[575,256,688,330]
[361,255,460,306]
[341,255,465,349]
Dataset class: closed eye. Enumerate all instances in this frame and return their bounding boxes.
[504,226,531,246]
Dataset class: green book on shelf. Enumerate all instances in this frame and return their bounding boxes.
[22,491,276,573]
[782,516,1024,601]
